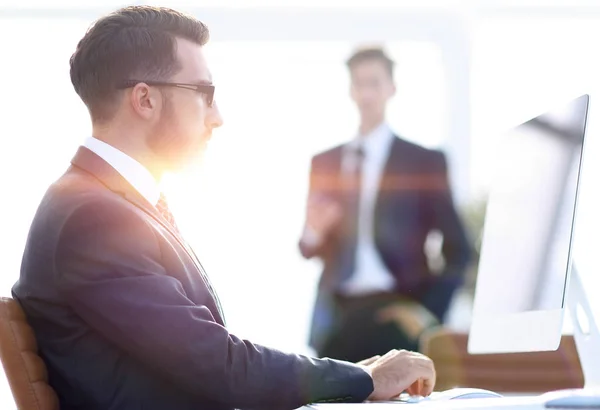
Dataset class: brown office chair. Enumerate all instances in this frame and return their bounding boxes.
[419,327,583,393]
[0,297,59,410]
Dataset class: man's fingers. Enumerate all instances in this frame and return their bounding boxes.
[374,305,400,322]
[413,361,436,396]
[367,349,436,401]
[308,201,341,226]
[418,371,435,397]
[401,353,435,396]
[406,379,423,396]
[357,355,381,366]
[377,349,400,362]
[405,374,434,397]
[375,307,423,338]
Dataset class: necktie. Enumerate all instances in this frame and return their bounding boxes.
[156,193,180,234]
[337,145,364,287]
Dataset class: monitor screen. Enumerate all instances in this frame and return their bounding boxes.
[469,94,589,353]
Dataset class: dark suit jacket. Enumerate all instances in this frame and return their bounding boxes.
[13,147,373,410]
[300,136,472,350]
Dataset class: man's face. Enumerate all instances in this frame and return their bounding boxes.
[149,38,223,171]
[349,59,395,122]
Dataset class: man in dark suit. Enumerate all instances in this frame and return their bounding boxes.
[13,7,436,410]
[299,47,471,362]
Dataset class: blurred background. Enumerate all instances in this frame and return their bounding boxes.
[2,0,600,407]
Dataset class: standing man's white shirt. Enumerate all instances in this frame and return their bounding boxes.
[83,137,161,206]
[339,122,396,296]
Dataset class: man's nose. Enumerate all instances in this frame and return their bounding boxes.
[207,102,223,129]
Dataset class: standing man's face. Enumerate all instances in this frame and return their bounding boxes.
[148,38,223,171]
[349,59,396,124]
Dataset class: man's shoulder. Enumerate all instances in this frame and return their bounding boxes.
[16,169,134,295]
[311,144,344,165]
[47,168,124,212]
[393,135,444,160]
[313,144,345,158]
[391,135,447,172]
[308,135,447,169]
[31,168,139,240]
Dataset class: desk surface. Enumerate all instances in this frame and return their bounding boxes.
[302,395,546,409]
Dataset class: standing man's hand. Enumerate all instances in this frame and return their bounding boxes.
[301,195,343,247]
[360,349,436,401]
[375,303,438,340]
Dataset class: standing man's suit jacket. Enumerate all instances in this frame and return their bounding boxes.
[301,136,472,350]
[13,147,373,410]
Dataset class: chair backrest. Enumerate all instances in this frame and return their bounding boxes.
[0,297,59,410]
[419,327,583,393]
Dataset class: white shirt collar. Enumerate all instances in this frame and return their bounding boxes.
[83,137,161,206]
[347,122,394,159]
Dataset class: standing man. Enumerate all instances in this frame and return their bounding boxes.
[300,47,471,362]
[13,9,436,410]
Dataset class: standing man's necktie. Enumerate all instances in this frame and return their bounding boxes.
[157,193,180,235]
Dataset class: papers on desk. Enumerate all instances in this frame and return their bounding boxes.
[303,395,545,409]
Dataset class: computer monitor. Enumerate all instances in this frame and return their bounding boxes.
[468,94,600,392]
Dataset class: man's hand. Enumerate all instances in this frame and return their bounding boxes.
[364,349,436,401]
[302,196,342,245]
[356,355,381,366]
[375,303,438,340]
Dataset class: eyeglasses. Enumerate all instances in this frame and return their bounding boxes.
[117,80,215,107]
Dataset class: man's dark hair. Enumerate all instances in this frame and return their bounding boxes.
[70,6,209,123]
[346,47,395,80]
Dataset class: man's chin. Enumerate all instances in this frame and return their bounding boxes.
[201,132,212,145]
[186,149,207,168]
[164,150,204,176]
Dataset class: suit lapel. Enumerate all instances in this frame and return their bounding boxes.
[122,191,227,323]
[70,146,226,323]
[373,136,411,228]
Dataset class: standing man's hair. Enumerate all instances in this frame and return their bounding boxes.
[69,6,210,123]
[346,47,395,79]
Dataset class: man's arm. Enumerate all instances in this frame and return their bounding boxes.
[420,151,472,321]
[298,157,341,260]
[55,199,372,410]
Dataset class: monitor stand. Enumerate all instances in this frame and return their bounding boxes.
[542,264,600,408]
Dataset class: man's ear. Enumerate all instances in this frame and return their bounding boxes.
[129,83,159,120]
